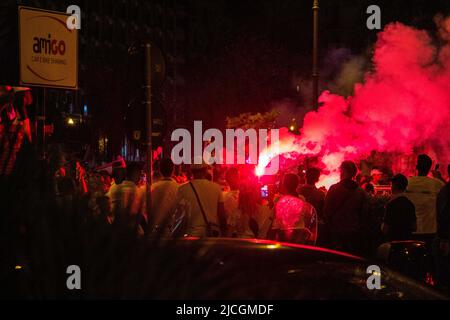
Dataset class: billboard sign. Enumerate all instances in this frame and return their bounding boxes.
[19,6,78,89]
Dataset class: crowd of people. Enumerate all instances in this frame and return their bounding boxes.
[157,155,447,251]
[21,148,450,290]
[3,88,449,296]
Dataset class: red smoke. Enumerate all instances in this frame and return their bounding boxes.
[257,18,450,187]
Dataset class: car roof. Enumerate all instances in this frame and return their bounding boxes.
[153,237,365,262]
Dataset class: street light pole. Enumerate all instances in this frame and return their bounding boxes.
[312,0,319,110]
[144,42,153,232]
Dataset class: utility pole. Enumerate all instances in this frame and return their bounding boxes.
[312,0,319,110]
[144,42,153,232]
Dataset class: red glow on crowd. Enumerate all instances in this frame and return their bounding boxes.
[274,195,305,237]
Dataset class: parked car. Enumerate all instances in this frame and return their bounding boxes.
[128,237,447,299]
[377,241,435,286]
[6,237,447,299]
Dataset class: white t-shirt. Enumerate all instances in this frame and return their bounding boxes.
[175,179,224,237]
[406,176,444,234]
[151,178,179,227]
[106,180,138,215]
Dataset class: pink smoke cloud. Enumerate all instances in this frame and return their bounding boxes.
[257,17,450,187]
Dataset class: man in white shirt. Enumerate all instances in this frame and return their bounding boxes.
[406,154,445,235]
[150,158,179,233]
[106,163,143,225]
[175,162,226,237]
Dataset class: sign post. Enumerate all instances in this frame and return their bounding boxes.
[144,42,153,234]
[18,6,78,158]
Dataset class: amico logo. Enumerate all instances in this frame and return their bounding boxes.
[33,34,66,56]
